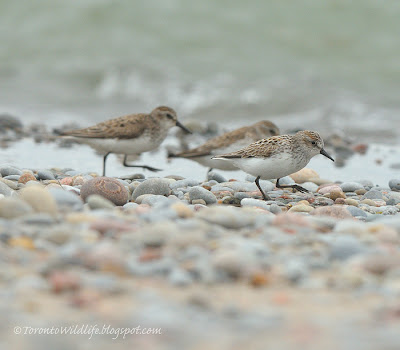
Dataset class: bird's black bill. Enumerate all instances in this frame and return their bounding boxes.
[176,121,192,134]
[320,148,334,161]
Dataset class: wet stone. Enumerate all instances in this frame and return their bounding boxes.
[362,189,383,200]
[189,186,217,205]
[358,180,374,190]
[0,182,14,197]
[328,235,367,261]
[346,206,367,218]
[169,178,200,190]
[300,182,319,193]
[19,186,58,216]
[234,192,252,200]
[119,173,145,180]
[389,179,400,191]
[37,169,56,180]
[0,198,33,219]
[0,165,23,176]
[207,171,227,183]
[87,194,116,210]
[132,178,171,200]
[241,198,270,210]
[0,178,18,191]
[169,268,193,286]
[48,188,84,212]
[3,175,20,181]
[221,197,241,206]
[340,182,365,192]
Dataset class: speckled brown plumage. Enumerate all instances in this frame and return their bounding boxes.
[216,131,324,159]
[62,106,177,140]
[175,120,280,158]
[60,106,191,176]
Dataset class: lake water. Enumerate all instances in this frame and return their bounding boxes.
[1,1,400,139]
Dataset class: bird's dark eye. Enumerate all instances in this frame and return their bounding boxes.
[270,129,277,135]
[166,114,174,119]
[311,141,316,145]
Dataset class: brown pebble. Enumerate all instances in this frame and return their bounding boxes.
[361,199,376,206]
[344,198,359,206]
[60,177,73,185]
[80,177,129,206]
[288,204,313,213]
[72,175,85,186]
[249,271,270,287]
[290,168,319,184]
[18,173,36,184]
[49,271,80,293]
[355,189,367,195]
[363,255,400,275]
[8,237,35,250]
[335,198,346,205]
[171,202,193,218]
[139,247,162,262]
[192,199,207,206]
[352,143,368,154]
[19,186,58,216]
[329,189,346,201]
[222,197,241,206]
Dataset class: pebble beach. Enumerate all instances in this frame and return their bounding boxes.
[1,116,400,349]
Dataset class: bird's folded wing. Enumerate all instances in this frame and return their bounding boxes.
[176,125,252,158]
[62,114,148,139]
[213,137,280,159]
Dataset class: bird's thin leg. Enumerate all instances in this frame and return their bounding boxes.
[276,178,309,193]
[103,152,111,176]
[123,155,162,172]
[207,168,214,173]
[255,176,270,201]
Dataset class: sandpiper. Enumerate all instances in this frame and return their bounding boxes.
[170,120,280,172]
[61,106,191,176]
[212,130,334,200]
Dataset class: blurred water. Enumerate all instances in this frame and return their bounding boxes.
[1,1,400,142]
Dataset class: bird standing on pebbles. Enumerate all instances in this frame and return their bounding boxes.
[212,130,334,200]
[61,106,191,176]
[170,120,280,173]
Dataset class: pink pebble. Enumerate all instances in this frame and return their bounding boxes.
[60,177,73,186]
[135,204,151,214]
[273,213,311,227]
[318,184,341,195]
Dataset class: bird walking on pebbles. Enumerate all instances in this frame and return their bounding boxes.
[61,106,191,176]
[212,130,334,200]
[170,120,280,173]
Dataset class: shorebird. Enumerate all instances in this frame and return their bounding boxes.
[170,120,280,173]
[61,106,191,176]
[212,130,334,200]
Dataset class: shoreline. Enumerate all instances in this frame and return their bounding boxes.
[1,163,400,348]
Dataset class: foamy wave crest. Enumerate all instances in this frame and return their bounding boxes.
[95,68,263,115]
